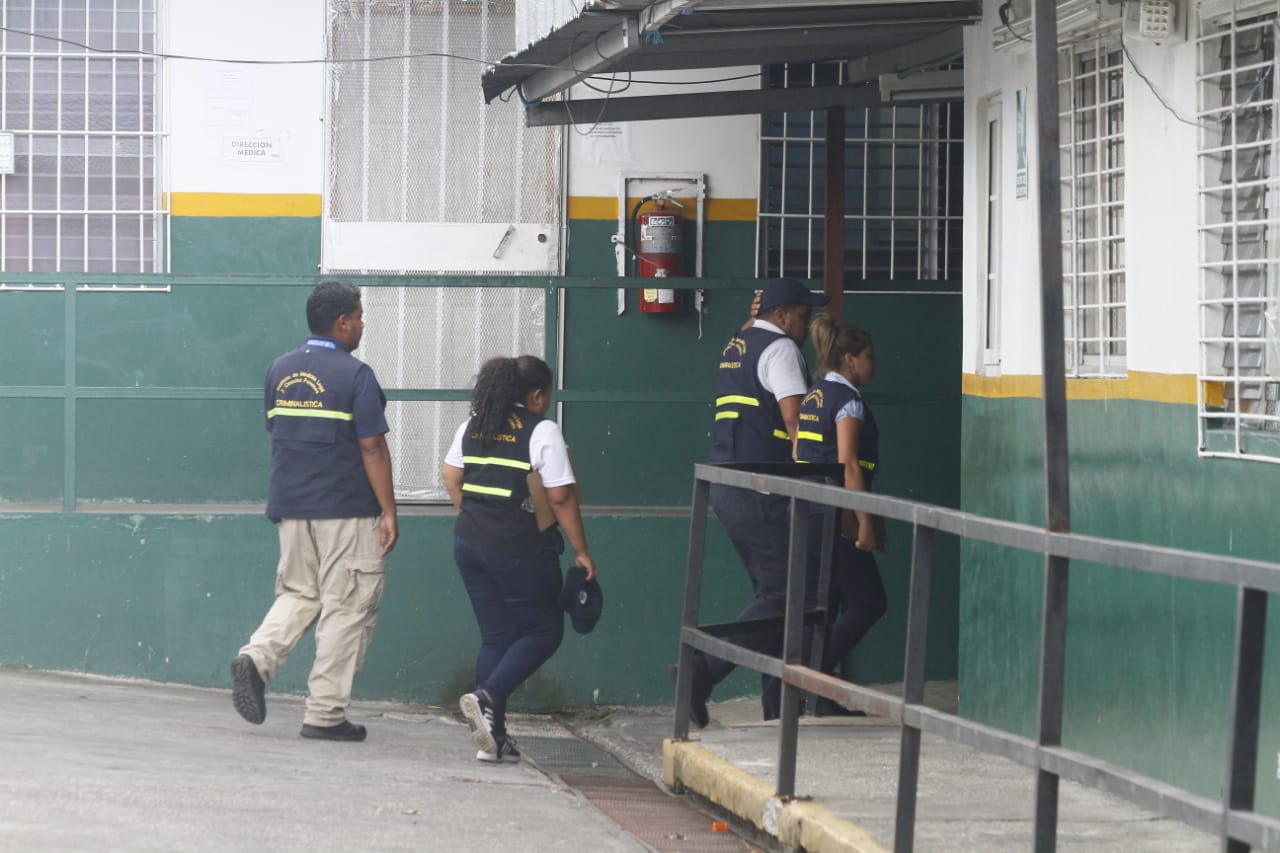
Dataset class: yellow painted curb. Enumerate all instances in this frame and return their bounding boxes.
[663,739,887,853]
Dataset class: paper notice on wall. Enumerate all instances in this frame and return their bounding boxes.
[580,121,631,164]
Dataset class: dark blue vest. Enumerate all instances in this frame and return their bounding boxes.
[710,325,803,463]
[264,340,384,521]
[795,376,879,489]
[455,408,565,557]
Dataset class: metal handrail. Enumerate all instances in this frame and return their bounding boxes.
[672,462,1280,852]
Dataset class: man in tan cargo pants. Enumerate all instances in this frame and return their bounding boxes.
[230,281,398,742]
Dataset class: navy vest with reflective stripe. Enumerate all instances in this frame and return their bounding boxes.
[709,325,802,463]
[795,377,879,489]
[264,341,383,521]
[455,408,564,557]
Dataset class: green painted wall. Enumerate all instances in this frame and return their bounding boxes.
[170,217,321,274]
[0,212,961,718]
[960,394,1280,815]
[564,218,962,685]
[0,511,762,708]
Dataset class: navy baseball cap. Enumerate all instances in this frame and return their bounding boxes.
[758,277,831,312]
[559,564,603,635]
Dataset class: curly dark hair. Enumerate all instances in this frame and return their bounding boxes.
[306,281,361,335]
[470,355,553,437]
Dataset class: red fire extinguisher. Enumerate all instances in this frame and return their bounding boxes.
[635,198,681,314]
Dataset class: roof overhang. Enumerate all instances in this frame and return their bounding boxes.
[481,0,981,125]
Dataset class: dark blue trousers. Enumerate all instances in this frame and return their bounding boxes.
[454,535,564,734]
[760,511,888,715]
[701,484,793,687]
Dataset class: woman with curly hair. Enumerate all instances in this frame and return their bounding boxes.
[441,355,597,762]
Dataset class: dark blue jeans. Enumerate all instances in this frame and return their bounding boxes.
[701,484,793,687]
[454,535,564,734]
[761,511,888,715]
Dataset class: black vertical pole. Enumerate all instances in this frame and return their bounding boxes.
[1222,587,1266,853]
[824,106,846,319]
[894,524,935,853]
[1032,0,1070,850]
[776,496,810,799]
[673,476,711,742]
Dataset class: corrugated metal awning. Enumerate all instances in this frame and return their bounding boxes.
[481,0,981,124]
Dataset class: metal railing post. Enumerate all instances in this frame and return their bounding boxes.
[894,523,935,853]
[806,501,838,682]
[1032,0,1068,843]
[1223,586,1267,853]
[776,496,811,799]
[673,476,711,741]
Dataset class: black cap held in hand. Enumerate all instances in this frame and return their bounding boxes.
[558,564,603,635]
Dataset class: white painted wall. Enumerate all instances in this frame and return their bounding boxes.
[963,17,1041,375]
[566,69,761,201]
[164,0,325,195]
[1122,36,1200,375]
[962,9,1200,376]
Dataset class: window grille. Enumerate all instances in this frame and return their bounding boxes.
[1059,36,1126,377]
[325,0,561,499]
[1196,7,1280,459]
[758,62,962,282]
[0,1,162,273]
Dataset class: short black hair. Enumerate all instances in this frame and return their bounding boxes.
[306,281,361,335]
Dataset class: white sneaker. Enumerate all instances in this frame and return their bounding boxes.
[459,691,498,754]
[476,735,521,763]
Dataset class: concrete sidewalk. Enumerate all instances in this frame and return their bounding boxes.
[2,668,647,853]
[574,685,1222,853]
[3,667,1225,853]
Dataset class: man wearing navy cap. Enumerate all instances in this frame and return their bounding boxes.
[683,278,830,728]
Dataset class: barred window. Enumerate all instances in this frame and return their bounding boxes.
[0,0,162,273]
[325,0,562,499]
[1197,8,1280,459]
[1059,36,1126,377]
[758,62,962,281]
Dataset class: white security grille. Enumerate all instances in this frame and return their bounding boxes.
[0,0,162,273]
[758,62,962,281]
[1059,35,1126,377]
[1196,7,1280,459]
[325,0,561,499]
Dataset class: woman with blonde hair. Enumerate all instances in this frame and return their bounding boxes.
[792,316,887,715]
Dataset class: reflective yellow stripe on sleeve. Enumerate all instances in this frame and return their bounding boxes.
[796,430,823,442]
[461,483,513,497]
[462,456,532,470]
[267,408,354,421]
[715,411,740,421]
[715,394,760,407]
[859,460,877,471]
[772,429,790,441]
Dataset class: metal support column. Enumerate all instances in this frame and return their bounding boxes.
[824,105,846,318]
[894,524,936,853]
[775,496,811,799]
[1223,587,1267,853]
[673,477,712,742]
[1032,0,1069,849]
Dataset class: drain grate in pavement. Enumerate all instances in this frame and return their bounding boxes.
[518,735,766,853]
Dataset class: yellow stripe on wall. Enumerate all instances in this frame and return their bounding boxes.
[962,371,1199,405]
[170,192,322,218]
[568,196,757,222]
